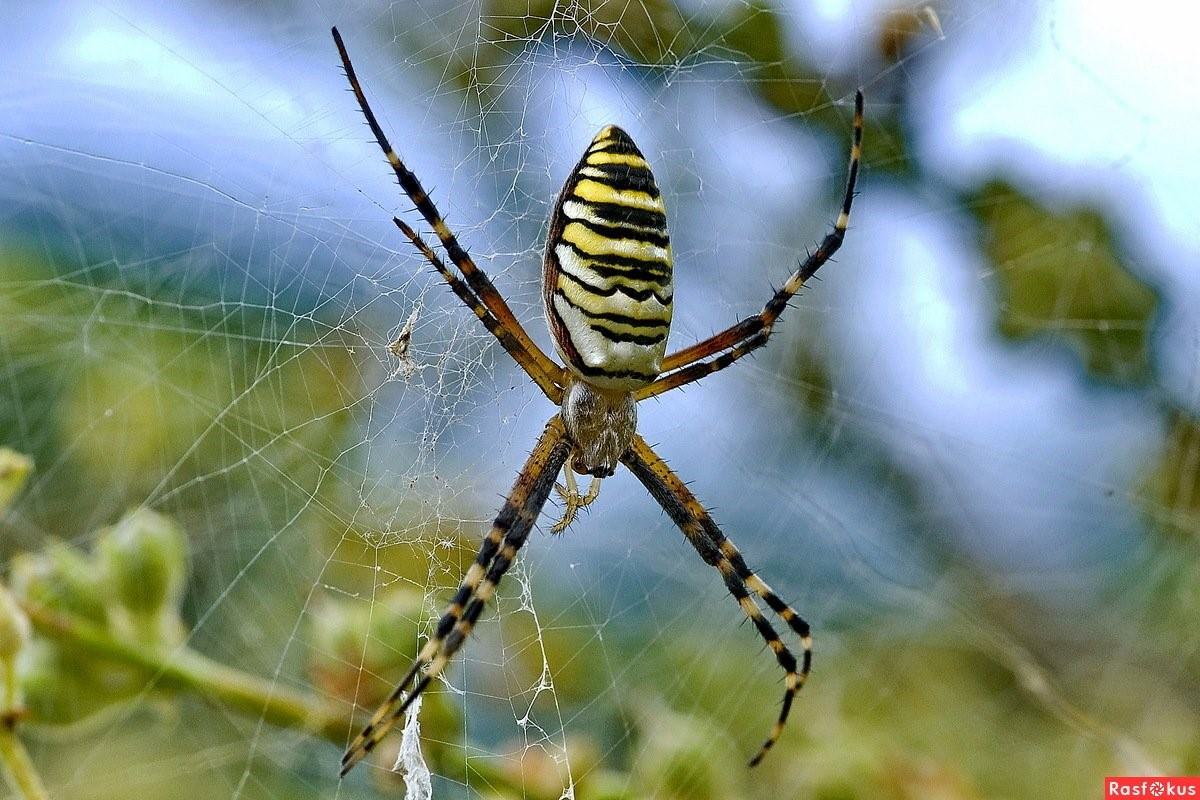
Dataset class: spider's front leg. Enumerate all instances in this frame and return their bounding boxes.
[636,90,864,401]
[333,27,566,403]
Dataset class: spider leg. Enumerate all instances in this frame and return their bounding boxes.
[340,416,571,777]
[392,218,563,401]
[621,434,812,766]
[333,27,565,403]
[636,90,863,401]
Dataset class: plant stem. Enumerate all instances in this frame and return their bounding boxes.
[20,600,353,742]
[17,600,578,798]
[0,722,49,800]
[1,661,16,715]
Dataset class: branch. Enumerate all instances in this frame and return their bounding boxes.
[20,600,353,743]
[0,720,49,800]
[18,600,593,798]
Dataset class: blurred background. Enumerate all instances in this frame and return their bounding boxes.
[1,1,1197,798]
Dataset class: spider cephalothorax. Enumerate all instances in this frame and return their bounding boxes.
[560,378,637,477]
[332,26,863,778]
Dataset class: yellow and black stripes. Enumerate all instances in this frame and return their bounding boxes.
[333,25,866,783]
[638,90,865,401]
[543,125,674,390]
[340,417,571,777]
[563,208,670,248]
[621,434,812,767]
[333,27,565,403]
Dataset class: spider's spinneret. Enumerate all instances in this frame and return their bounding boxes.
[544,125,674,392]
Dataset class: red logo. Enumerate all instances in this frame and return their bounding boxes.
[1106,778,1200,798]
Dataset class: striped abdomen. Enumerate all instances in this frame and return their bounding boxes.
[543,125,673,391]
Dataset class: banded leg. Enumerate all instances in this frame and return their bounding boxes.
[621,434,812,766]
[392,217,564,402]
[636,90,864,401]
[340,416,571,777]
[333,27,565,403]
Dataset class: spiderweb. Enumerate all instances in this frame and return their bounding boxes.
[1,1,1197,799]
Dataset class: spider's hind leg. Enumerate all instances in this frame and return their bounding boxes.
[339,416,571,777]
[621,433,812,767]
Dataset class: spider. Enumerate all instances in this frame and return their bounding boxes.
[332,26,863,777]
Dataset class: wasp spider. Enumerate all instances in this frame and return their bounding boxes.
[333,27,864,777]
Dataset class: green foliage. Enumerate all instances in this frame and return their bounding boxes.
[97,509,187,635]
[711,0,825,114]
[0,583,29,717]
[0,450,32,516]
[309,587,424,695]
[15,638,128,726]
[477,0,690,65]
[1135,412,1200,689]
[628,697,746,800]
[974,181,1159,381]
[308,586,459,763]
[9,545,107,625]
[7,514,189,724]
[0,247,361,554]
[0,8,1193,799]
[1142,409,1200,540]
[0,586,27,664]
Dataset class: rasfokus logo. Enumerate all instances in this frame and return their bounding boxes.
[1106,777,1200,798]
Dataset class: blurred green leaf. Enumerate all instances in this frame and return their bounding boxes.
[710,0,825,114]
[9,545,107,625]
[1142,408,1200,540]
[0,584,30,712]
[97,509,186,617]
[0,247,364,581]
[0,450,32,515]
[482,0,691,66]
[627,696,745,800]
[974,181,1158,381]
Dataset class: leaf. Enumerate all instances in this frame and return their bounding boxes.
[1142,408,1200,540]
[0,449,32,515]
[974,181,1158,381]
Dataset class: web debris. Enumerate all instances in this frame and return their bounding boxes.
[388,307,424,381]
[392,694,433,800]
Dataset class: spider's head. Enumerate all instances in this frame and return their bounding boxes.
[560,380,637,478]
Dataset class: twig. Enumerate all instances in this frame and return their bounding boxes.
[20,600,352,742]
[18,600,580,797]
[0,721,49,800]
